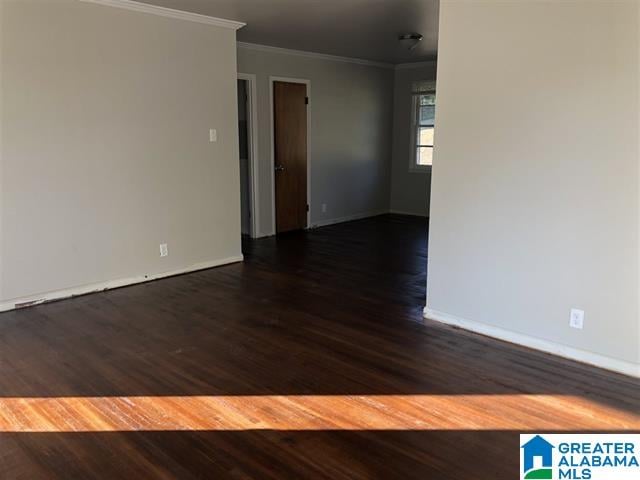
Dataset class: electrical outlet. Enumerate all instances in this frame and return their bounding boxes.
[159,243,168,257]
[569,308,584,329]
[322,204,327,213]
[209,129,217,142]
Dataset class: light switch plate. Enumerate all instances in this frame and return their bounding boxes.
[569,308,584,329]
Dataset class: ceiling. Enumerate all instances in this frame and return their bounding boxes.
[139,0,439,64]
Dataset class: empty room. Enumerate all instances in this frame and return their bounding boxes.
[0,0,639,479]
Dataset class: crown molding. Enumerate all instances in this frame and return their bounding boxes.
[238,42,437,70]
[395,60,438,70]
[79,0,245,30]
[237,42,394,69]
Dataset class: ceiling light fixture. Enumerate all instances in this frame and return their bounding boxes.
[398,33,423,51]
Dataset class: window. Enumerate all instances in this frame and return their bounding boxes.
[410,81,436,171]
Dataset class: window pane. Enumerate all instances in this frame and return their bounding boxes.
[419,127,434,146]
[419,105,435,126]
[412,90,436,169]
[419,93,436,106]
[417,146,433,166]
[412,82,435,96]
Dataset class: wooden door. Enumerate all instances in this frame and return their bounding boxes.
[274,81,308,233]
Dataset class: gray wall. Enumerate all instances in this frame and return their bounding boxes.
[428,0,640,370]
[1,0,242,303]
[390,64,437,217]
[237,46,395,236]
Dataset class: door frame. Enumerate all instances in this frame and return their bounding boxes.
[269,76,311,235]
[237,73,260,238]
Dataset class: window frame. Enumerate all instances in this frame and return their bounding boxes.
[408,83,436,173]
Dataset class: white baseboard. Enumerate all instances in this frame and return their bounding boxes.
[388,209,428,217]
[310,210,389,228]
[254,209,390,237]
[257,209,426,235]
[0,255,244,313]
[254,230,275,239]
[424,307,640,378]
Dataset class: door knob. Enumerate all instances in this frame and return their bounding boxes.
[275,165,285,172]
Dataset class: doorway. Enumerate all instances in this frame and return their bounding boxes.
[271,78,310,234]
[237,74,259,239]
[237,79,251,236]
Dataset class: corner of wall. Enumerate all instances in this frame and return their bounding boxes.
[637,0,640,367]
[0,0,4,302]
[427,0,640,374]
[2,1,242,305]
[388,68,401,210]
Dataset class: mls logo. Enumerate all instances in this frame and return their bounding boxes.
[521,435,555,479]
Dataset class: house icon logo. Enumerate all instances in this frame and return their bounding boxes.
[521,435,554,479]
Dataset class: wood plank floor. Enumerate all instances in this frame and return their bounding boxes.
[0,214,638,479]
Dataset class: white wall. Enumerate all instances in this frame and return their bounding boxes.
[237,45,395,236]
[0,0,4,305]
[0,0,242,306]
[427,0,640,375]
[390,64,437,217]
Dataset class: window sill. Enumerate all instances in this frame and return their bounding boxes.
[409,165,432,174]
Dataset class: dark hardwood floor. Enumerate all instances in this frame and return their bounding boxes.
[0,214,638,479]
